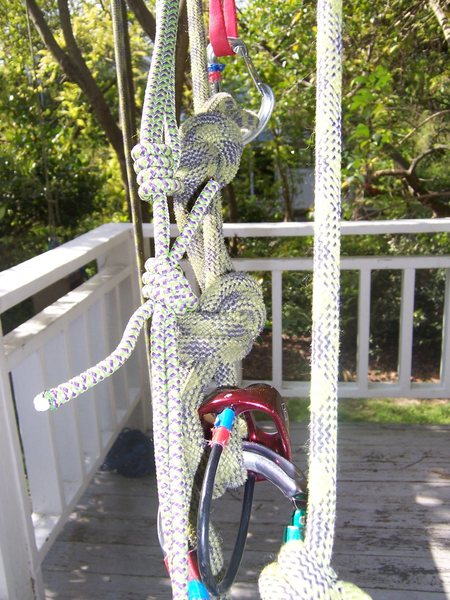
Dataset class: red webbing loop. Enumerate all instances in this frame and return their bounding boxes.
[209,0,238,57]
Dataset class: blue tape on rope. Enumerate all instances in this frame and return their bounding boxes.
[214,407,235,431]
[188,579,209,599]
[207,62,226,73]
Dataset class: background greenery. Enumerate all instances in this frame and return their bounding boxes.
[287,397,450,424]
[1,0,449,379]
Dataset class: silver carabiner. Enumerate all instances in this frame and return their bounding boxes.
[207,38,275,145]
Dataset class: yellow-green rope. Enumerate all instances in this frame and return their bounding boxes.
[259,0,371,597]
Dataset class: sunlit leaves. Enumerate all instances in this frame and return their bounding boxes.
[0,0,151,267]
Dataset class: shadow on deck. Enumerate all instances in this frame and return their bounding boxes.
[42,423,450,599]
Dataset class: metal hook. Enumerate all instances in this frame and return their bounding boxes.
[207,38,275,145]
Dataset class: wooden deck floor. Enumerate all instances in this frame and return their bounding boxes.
[42,423,450,599]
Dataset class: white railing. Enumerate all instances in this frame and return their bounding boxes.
[0,225,150,599]
[1,219,450,598]
[236,254,450,398]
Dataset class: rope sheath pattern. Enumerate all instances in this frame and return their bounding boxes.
[34,0,265,596]
[259,0,370,597]
[32,0,372,597]
[308,0,342,568]
[33,302,153,412]
[133,5,188,588]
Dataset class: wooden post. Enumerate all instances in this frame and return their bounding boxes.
[440,268,450,391]
[0,325,41,599]
[357,268,371,394]
[272,270,283,391]
[398,268,416,393]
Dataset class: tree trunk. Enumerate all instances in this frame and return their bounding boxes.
[372,143,450,217]
[223,182,239,221]
[275,156,294,221]
[280,167,294,221]
[126,0,156,40]
[27,0,131,210]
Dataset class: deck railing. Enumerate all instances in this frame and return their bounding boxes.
[1,219,449,598]
[237,253,450,398]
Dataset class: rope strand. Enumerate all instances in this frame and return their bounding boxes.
[34,1,266,597]
[259,0,371,597]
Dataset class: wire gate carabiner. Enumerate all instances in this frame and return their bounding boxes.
[208,37,275,145]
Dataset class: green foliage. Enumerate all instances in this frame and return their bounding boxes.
[0,0,148,269]
[1,0,449,379]
[2,0,448,245]
[221,0,450,222]
[282,272,312,338]
[287,398,450,424]
[341,0,449,218]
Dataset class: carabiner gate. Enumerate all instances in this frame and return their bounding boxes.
[207,37,275,145]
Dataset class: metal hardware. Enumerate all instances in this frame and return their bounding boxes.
[199,383,291,461]
[207,38,275,145]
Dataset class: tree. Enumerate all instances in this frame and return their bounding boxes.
[23,0,190,212]
[222,0,449,222]
[26,0,130,196]
[0,0,129,267]
[341,0,450,219]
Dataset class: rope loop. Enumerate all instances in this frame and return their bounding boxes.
[142,255,198,316]
[259,540,371,600]
[176,93,256,195]
[132,141,184,199]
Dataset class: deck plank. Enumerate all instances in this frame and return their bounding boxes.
[42,423,450,599]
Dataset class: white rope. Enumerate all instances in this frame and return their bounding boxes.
[259,0,371,597]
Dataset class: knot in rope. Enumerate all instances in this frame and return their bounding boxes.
[178,271,266,368]
[259,541,372,600]
[132,142,184,199]
[142,256,198,316]
[176,93,257,196]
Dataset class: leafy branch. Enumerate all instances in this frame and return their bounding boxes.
[371,144,450,216]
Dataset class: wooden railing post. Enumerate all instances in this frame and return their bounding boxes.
[0,325,41,599]
[398,268,416,394]
[271,270,283,391]
[356,268,371,395]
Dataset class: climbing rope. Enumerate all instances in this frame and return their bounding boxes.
[258,0,370,598]
[34,0,265,596]
[34,0,373,597]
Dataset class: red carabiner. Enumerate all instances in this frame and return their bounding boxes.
[209,0,238,57]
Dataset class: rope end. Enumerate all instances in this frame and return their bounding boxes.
[34,392,51,412]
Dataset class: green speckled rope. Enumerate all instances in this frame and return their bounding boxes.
[33,0,265,596]
[34,0,196,594]
[259,0,370,598]
[32,0,374,597]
